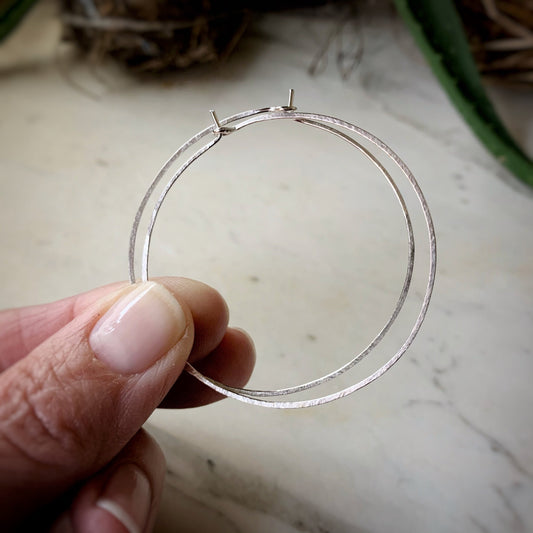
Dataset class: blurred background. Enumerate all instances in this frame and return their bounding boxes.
[1,1,532,532]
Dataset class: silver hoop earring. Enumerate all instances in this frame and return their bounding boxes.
[128,90,437,409]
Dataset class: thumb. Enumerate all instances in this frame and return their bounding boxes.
[0,281,193,523]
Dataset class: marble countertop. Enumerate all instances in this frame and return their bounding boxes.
[1,3,532,532]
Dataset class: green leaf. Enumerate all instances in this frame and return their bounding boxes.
[394,0,533,187]
[0,0,39,43]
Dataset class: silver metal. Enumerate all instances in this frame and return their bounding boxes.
[209,110,234,135]
[288,88,295,109]
[128,90,437,409]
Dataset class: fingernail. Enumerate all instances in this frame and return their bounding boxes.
[96,464,151,533]
[90,281,187,374]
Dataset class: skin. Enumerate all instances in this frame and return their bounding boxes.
[0,277,255,531]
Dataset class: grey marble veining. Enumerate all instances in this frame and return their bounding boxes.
[150,425,364,533]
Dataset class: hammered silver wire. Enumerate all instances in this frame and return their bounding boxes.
[138,117,414,399]
[128,94,437,409]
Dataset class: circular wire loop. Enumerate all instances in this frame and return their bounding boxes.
[129,96,436,409]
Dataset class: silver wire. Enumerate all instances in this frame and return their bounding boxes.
[139,117,415,399]
[128,92,437,409]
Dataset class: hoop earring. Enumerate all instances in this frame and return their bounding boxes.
[128,90,437,409]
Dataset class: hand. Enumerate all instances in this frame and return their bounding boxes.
[0,278,255,531]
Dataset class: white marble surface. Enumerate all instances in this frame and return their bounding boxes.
[1,3,533,533]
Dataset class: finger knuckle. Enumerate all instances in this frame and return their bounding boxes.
[0,357,90,471]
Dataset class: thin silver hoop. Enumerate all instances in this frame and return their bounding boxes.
[129,90,437,408]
